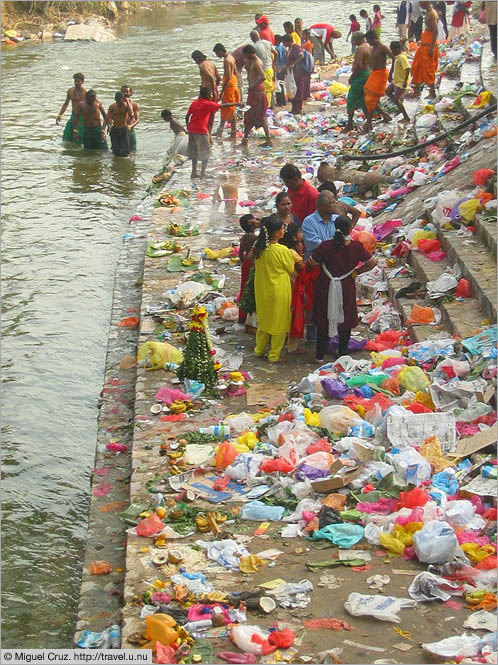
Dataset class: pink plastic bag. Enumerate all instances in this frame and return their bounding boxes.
[373,218,403,240]
[395,507,424,526]
[217,653,257,664]
[156,643,177,664]
[356,498,398,514]
[155,385,190,406]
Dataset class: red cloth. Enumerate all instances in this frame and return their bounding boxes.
[310,23,335,42]
[451,2,471,27]
[351,20,361,32]
[244,83,268,131]
[290,264,319,338]
[187,97,221,134]
[287,181,319,223]
[311,239,372,332]
[259,26,275,44]
[238,258,252,322]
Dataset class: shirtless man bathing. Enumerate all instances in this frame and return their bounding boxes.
[104,92,131,157]
[213,43,240,139]
[344,32,371,132]
[73,89,108,150]
[56,72,86,144]
[363,30,392,132]
[241,44,272,147]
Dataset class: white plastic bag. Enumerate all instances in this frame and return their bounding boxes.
[445,500,476,528]
[422,634,481,660]
[344,593,416,623]
[412,520,459,564]
[319,405,358,435]
[284,70,297,99]
[387,448,432,485]
[230,624,269,655]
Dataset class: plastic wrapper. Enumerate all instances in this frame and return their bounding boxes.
[413,520,459,564]
[310,523,364,548]
[422,634,481,660]
[241,501,285,521]
[319,405,360,435]
[388,448,432,485]
[344,593,416,623]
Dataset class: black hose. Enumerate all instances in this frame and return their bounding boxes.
[342,103,497,161]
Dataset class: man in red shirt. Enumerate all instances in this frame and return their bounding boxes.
[256,15,275,44]
[279,163,319,223]
[185,87,243,178]
[309,23,342,62]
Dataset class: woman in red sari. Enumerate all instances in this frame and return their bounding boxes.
[281,34,308,115]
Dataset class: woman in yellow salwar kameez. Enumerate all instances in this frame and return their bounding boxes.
[253,217,295,362]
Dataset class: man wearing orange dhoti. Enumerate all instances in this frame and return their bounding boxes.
[411,1,439,99]
[213,43,241,138]
[363,30,393,132]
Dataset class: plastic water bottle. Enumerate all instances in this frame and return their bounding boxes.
[183,619,213,633]
[164,362,179,371]
[199,424,231,438]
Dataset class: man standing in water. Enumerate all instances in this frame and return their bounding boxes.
[56,72,86,144]
[411,1,439,99]
[344,32,372,132]
[213,43,240,138]
[363,30,392,132]
[104,92,131,157]
[121,85,140,151]
[241,44,272,147]
[73,89,108,150]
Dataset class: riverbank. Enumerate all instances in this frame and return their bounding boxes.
[74,36,497,662]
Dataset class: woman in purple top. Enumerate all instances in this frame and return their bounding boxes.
[281,34,307,115]
[307,216,377,362]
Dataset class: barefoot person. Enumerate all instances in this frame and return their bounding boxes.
[281,34,307,115]
[363,30,392,131]
[241,44,273,147]
[411,1,439,99]
[56,72,86,144]
[73,89,107,150]
[344,32,371,131]
[186,86,243,178]
[309,23,342,63]
[191,50,221,133]
[307,215,377,362]
[250,31,276,106]
[121,85,139,151]
[213,43,240,138]
[104,92,131,157]
[386,41,411,123]
[161,109,188,156]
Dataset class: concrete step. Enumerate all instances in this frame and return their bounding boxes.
[474,209,497,256]
[437,225,497,322]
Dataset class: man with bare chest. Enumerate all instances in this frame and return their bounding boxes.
[73,89,108,150]
[191,50,221,134]
[241,45,272,147]
[344,33,372,132]
[56,72,86,144]
[213,43,240,138]
[104,92,131,157]
[121,85,140,151]
[363,30,392,131]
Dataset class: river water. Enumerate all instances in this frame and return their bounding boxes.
[1,1,398,648]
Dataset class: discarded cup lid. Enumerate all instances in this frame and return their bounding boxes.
[259,597,276,614]
[167,549,183,564]
[150,404,162,415]
[152,553,168,566]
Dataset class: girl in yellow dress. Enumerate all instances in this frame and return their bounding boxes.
[253,217,295,362]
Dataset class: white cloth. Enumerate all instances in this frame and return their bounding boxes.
[254,39,273,69]
[321,263,355,338]
[310,27,328,43]
[437,19,446,43]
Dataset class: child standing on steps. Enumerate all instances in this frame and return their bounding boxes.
[238,213,260,325]
[253,217,295,362]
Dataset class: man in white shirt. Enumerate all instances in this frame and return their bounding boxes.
[250,30,276,105]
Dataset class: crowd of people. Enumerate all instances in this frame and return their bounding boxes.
[237,162,379,365]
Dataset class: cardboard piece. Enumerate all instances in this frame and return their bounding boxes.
[450,424,497,458]
[183,474,246,503]
[311,460,361,493]
[477,385,496,404]
[246,383,287,407]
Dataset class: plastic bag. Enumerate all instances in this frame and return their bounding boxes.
[321,378,350,399]
[310,523,364,548]
[405,304,436,325]
[215,441,239,471]
[137,341,183,369]
[373,218,402,240]
[156,642,177,664]
[388,448,432,485]
[397,487,430,509]
[144,614,179,647]
[328,81,349,97]
[230,625,269,655]
[241,501,284,521]
[473,168,494,186]
[284,71,297,99]
[455,278,471,297]
[408,572,462,602]
[422,634,481,660]
[458,198,480,221]
[356,231,377,252]
[344,593,416,623]
[413,520,459,564]
[136,514,164,537]
[417,238,441,253]
[445,500,476,528]
[319,405,359,435]
[397,365,430,392]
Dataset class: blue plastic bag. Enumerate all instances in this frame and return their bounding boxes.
[309,523,364,548]
[241,500,285,521]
